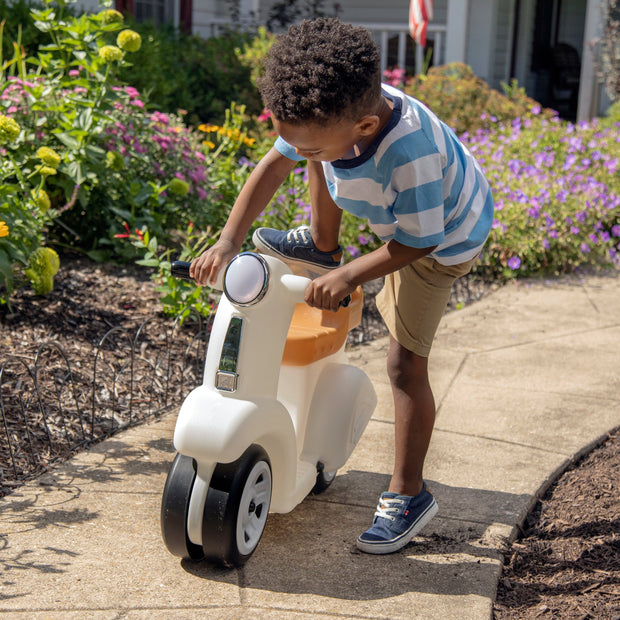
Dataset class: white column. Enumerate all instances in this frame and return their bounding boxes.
[577,0,602,121]
[445,0,469,63]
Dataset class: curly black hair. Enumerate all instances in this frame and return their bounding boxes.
[258,18,381,125]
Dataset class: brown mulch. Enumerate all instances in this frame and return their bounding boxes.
[494,429,620,619]
[1,257,618,617]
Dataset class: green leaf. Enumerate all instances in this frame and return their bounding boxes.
[55,132,80,149]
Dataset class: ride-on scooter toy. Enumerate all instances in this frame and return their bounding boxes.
[160,251,377,566]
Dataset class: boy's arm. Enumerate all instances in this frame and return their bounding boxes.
[306,240,436,312]
[191,147,297,286]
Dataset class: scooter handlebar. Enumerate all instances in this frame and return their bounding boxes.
[170,260,192,280]
[280,274,350,308]
[171,259,349,307]
[170,260,224,290]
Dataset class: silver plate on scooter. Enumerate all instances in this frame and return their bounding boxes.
[216,370,239,392]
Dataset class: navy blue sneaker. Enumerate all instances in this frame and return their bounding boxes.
[356,484,438,554]
[252,225,343,277]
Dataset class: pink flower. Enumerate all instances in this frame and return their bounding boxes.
[257,108,272,123]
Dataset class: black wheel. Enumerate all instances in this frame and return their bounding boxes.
[160,453,204,560]
[311,461,337,494]
[202,445,272,567]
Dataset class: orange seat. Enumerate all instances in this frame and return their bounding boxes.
[281,287,363,366]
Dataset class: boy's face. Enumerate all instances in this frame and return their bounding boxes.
[272,118,364,162]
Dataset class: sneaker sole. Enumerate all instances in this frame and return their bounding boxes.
[356,498,438,555]
[252,230,341,276]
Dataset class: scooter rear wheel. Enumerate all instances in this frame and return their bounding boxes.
[202,445,272,567]
[160,453,205,560]
[312,462,337,494]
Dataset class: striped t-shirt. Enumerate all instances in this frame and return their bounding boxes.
[274,83,494,265]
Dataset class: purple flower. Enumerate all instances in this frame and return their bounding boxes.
[611,225,620,237]
[346,245,361,258]
[507,256,521,270]
[580,242,591,254]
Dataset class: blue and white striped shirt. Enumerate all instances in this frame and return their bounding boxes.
[274,84,494,265]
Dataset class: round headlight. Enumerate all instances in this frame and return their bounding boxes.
[224,252,269,306]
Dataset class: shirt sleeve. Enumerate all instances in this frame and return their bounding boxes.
[274,136,305,162]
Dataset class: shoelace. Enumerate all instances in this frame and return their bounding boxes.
[285,226,311,245]
[374,497,405,522]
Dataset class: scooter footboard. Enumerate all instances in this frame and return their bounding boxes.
[301,363,377,472]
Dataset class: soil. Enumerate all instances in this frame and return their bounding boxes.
[1,258,618,617]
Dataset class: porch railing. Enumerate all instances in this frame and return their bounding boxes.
[197,19,446,76]
[351,22,446,75]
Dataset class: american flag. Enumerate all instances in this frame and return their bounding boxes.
[409,0,434,47]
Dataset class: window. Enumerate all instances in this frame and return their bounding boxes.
[116,0,192,32]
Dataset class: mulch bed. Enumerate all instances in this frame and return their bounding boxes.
[494,428,619,619]
[1,257,618,617]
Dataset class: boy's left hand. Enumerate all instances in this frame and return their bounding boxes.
[304,270,355,312]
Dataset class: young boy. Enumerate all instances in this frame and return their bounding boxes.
[191,17,494,554]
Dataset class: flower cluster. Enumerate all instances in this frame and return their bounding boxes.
[104,87,209,203]
[198,123,256,150]
[461,114,620,277]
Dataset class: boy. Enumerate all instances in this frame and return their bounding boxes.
[191,18,494,554]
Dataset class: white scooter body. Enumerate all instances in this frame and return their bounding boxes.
[164,252,377,564]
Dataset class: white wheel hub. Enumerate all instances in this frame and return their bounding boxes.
[236,460,272,555]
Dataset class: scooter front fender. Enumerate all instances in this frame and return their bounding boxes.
[173,386,298,505]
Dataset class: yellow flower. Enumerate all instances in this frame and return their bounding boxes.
[33,189,51,212]
[168,178,190,197]
[25,247,60,295]
[0,221,9,237]
[106,150,124,171]
[203,140,215,149]
[0,114,21,144]
[198,124,220,133]
[99,45,123,62]
[100,9,124,23]
[117,29,142,53]
[36,146,61,168]
[39,166,57,176]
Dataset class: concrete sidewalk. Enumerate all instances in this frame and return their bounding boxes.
[1,271,619,619]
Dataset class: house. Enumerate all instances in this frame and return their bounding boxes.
[78,0,611,121]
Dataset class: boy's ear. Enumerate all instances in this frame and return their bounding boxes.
[355,114,381,136]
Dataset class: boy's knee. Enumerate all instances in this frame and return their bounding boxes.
[386,343,429,390]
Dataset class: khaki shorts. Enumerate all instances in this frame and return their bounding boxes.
[376,256,478,357]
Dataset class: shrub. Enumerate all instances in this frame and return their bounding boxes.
[405,63,556,135]
[0,0,218,303]
[116,22,263,126]
[463,115,620,279]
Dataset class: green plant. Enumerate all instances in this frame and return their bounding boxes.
[462,116,620,280]
[405,63,556,135]
[126,222,215,318]
[117,22,262,126]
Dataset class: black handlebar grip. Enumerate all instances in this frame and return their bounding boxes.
[339,294,351,308]
[171,260,193,281]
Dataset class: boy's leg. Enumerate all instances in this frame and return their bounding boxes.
[386,336,435,497]
[306,160,342,252]
[357,256,477,554]
[252,161,343,275]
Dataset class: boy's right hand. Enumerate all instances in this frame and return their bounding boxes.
[190,238,238,287]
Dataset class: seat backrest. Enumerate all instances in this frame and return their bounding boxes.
[281,287,363,366]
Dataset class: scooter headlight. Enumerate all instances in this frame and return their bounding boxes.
[224,252,269,306]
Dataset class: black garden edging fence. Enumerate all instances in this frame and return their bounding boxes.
[0,309,214,494]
